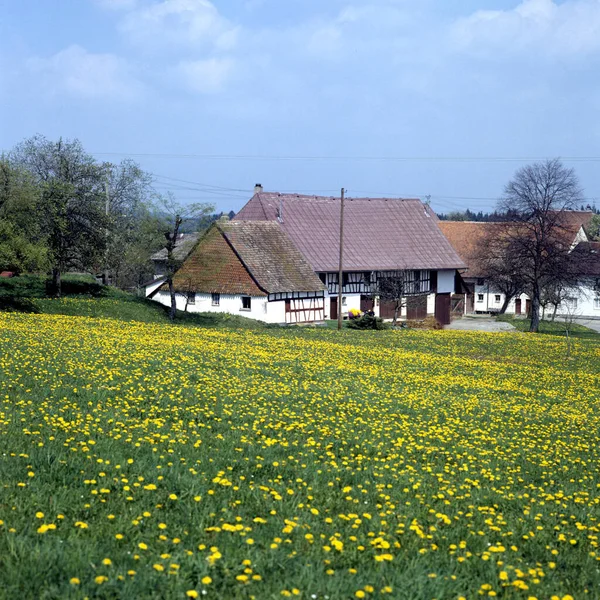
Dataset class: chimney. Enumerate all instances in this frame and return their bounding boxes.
[254,183,263,193]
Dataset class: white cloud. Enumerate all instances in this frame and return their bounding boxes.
[452,0,600,57]
[175,57,235,93]
[27,45,142,101]
[119,0,239,52]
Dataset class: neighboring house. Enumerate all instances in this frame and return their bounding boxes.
[438,221,530,315]
[440,211,597,317]
[564,241,600,317]
[234,191,466,324]
[151,233,200,279]
[149,220,326,324]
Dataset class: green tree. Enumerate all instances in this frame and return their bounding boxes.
[0,159,49,274]
[11,135,107,296]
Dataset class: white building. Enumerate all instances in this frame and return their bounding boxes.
[440,213,600,319]
[148,220,326,325]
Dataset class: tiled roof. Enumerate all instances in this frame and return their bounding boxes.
[151,233,200,262]
[437,221,494,278]
[553,211,594,242]
[221,221,325,294]
[235,193,466,271]
[166,227,265,296]
[165,221,325,296]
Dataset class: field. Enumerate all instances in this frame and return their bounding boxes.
[1,312,599,599]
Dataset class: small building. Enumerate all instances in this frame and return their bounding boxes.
[150,233,200,279]
[235,190,465,324]
[149,220,326,324]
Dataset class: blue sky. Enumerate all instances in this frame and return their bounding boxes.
[2,0,600,214]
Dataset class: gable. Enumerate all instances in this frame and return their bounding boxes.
[168,226,266,296]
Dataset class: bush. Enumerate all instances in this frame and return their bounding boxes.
[347,313,388,330]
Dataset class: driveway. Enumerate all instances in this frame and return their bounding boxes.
[574,318,600,333]
[445,317,516,332]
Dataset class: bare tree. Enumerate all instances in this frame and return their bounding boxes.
[370,271,412,326]
[159,194,214,321]
[497,159,584,332]
[478,225,526,314]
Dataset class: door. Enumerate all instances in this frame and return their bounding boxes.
[330,297,338,321]
[406,296,427,320]
[515,299,521,315]
[435,293,451,325]
[526,299,531,317]
[360,295,374,313]
[379,300,397,320]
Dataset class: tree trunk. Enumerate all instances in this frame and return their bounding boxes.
[393,302,399,326]
[168,277,176,321]
[551,303,558,321]
[529,287,541,333]
[50,267,61,298]
[499,295,512,314]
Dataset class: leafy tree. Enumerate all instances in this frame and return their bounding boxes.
[0,159,49,274]
[588,214,600,241]
[11,135,107,296]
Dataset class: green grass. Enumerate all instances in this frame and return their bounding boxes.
[0,311,599,599]
[0,274,268,329]
[497,314,599,339]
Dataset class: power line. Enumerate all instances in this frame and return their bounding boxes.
[92,152,600,163]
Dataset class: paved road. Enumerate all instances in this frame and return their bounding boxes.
[445,318,516,332]
[574,318,600,333]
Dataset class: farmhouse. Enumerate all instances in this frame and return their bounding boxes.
[440,211,599,318]
[234,190,466,323]
[149,220,326,324]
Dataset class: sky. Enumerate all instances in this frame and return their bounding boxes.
[1,0,600,214]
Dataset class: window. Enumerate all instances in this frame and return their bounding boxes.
[211,293,220,306]
[342,296,347,306]
[495,294,501,303]
[318,273,326,284]
[241,296,251,311]
[477,278,485,286]
[342,273,349,287]
[594,295,600,310]
[477,294,484,302]
[187,292,196,305]
[564,297,578,309]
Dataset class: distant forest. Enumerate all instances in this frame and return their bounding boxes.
[438,204,600,222]
[179,210,236,233]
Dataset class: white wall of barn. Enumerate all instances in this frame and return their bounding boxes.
[437,270,455,293]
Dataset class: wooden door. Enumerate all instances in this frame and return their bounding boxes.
[515,299,521,315]
[526,299,531,316]
[360,295,374,313]
[406,296,427,320]
[330,297,338,321]
[435,293,451,325]
[379,300,397,320]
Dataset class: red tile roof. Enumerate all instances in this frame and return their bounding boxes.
[437,222,494,278]
[235,193,465,272]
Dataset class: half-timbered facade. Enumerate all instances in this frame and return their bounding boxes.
[148,221,326,324]
[235,192,466,324]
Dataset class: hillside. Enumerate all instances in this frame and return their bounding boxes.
[0,275,268,329]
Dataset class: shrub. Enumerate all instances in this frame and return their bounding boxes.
[347,313,388,330]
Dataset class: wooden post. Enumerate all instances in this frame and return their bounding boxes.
[337,188,345,331]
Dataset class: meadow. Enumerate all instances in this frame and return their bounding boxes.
[1,312,599,599]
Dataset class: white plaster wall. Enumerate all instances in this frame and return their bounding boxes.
[437,270,455,293]
[145,279,166,297]
[152,292,279,323]
[324,293,361,319]
[426,293,436,315]
[554,285,600,319]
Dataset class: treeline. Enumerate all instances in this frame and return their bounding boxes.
[439,204,600,222]
[0,135,225,294]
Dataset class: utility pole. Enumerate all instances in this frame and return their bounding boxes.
[337,188,345,331]
[104,180,110,286]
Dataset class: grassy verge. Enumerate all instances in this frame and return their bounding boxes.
[497,314,599,339]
